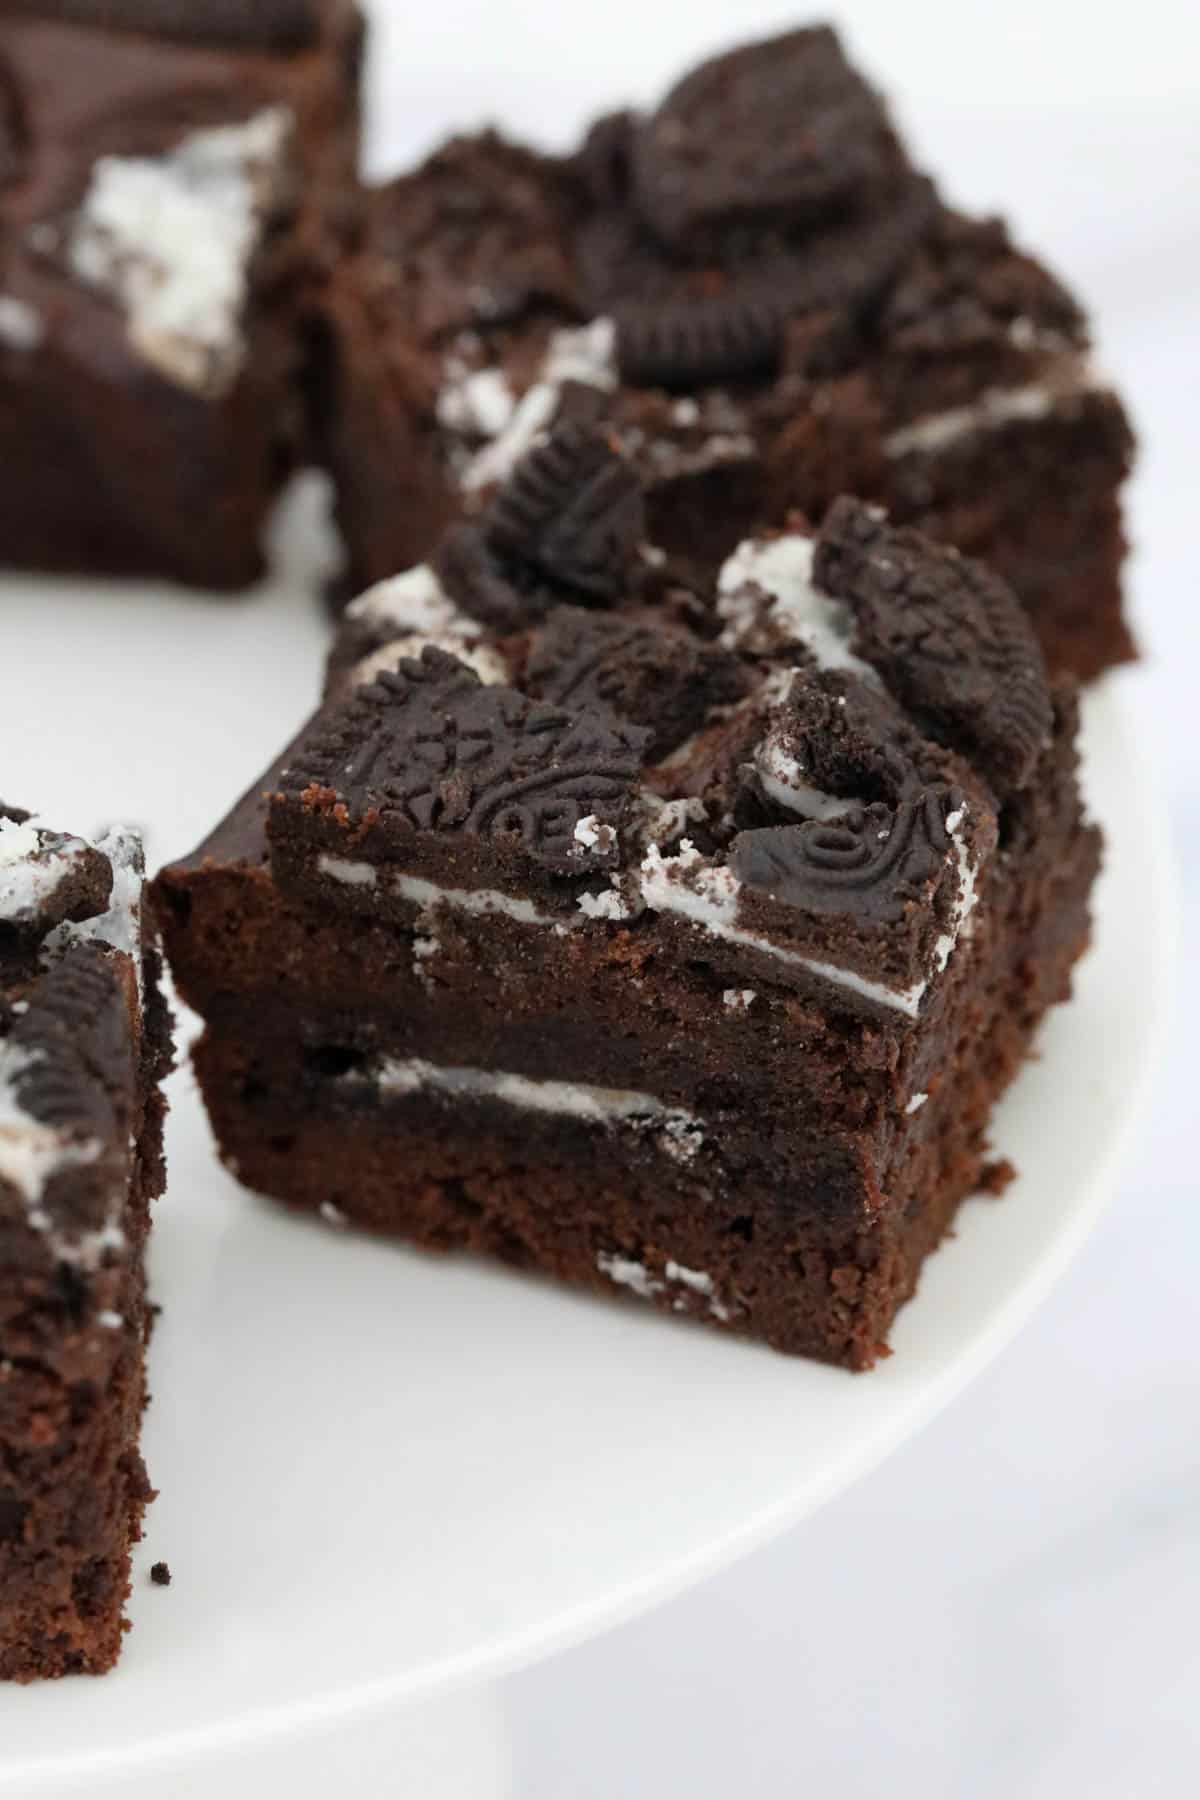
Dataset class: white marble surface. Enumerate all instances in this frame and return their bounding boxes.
[385,5,1200,1795]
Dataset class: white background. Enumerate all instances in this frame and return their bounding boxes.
[353,1,1200,1794]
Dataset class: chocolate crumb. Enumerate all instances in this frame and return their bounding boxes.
[150,1561,171,1587]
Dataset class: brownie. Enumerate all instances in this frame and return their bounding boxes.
[0,0,363,589]
[310,25,1133,681]
[0,805,172,1681]
[155,435,1099,1369]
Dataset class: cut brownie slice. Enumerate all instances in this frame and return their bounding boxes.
[0,0,363,589]
[309,24,1133,680]
[0,807,172,1681]
[155,440,1099,1369]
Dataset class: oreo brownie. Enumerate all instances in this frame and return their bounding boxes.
[0,805,172,1680]
[155,434,1098,1369]
[312,25,1133,680]
[0,0,363,589]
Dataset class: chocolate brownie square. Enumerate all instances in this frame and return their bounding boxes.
[155,436,1099,1369]
[310,25,1133,681]
[0,805,172,1680]
[0,0,363,589]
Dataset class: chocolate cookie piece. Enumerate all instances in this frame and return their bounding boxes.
[815,496,1054,795]
[270,646,651,890]
[1,807,172,1682]
[526,605,745,757]
[630,26,896,255]
[485,423,644,600]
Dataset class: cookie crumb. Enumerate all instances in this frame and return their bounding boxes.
[150,1560,171,1587]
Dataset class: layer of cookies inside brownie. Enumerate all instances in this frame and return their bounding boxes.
[0,811,172,1681]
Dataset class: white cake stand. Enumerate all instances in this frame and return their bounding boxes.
[0,497,1172,1796]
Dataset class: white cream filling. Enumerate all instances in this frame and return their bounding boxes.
[43,825,145,995]
[345,563,471,636]
[882,376,1094,459]
[367,1057,702,1156]
[716,534,879,682]
[318,856,377,889]
[316,857,560,927]
[352,634,509,689]
[0,296,43,353]
[638,841,927,1018]
[66,108,291,395]
[906,1092,929,1114]
[753,737,856,822]
[437,364,517,438]
[0,819,89,927]
[457,317,618,492]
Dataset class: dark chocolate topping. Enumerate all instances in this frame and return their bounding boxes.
[7,1,324,50]
[731,787,955,925]
[629,26,895,256]
[485,423,644,600]
[526,605,744,757]
[880,210,1085,359]
[372,133,581,342]
[275,646,651,876]
[815,497,1053,794]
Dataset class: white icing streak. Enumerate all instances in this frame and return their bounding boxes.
[457,318,618,492]
[0,820,89,927]
[318,855,377,889]
[882,377,1095,459]
[346,563,470,636]
[352,635,509,689]
[43,826,145,993]
[597,1252,733,1322]
[66,107,291,395]
[716,534,878,681]
[0,296,43,353]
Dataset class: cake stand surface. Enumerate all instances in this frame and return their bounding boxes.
[0,508,1172,1795]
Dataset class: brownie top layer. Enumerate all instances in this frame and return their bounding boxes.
[0,808,148,1273]
[247,428,1056,1025]
[347,24,1099,524]
[0,7,350,396]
